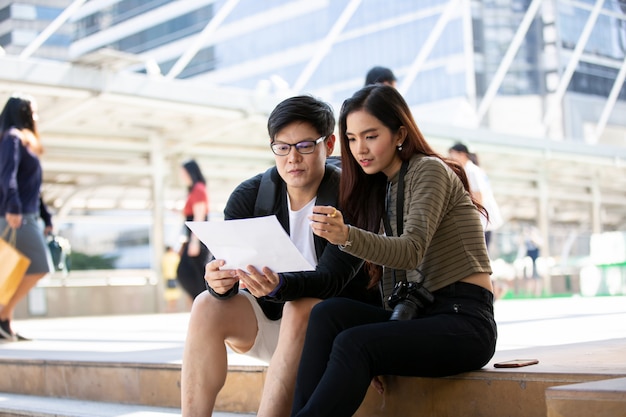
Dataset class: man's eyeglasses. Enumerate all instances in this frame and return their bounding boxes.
[270,136,326,156]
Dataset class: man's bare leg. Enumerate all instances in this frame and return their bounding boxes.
[181,291,258,417]
[257,298,321,417]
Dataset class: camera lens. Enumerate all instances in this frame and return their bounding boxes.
[389,299,420,321]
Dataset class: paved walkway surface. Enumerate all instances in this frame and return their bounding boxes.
[2,311,265,367]
[4,295,625,363]
[1,295,625,416]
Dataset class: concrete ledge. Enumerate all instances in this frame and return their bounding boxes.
[15,271,163,319]
[214,365,267,413]
[355,369,612,417]
[0,358,267,411]
[354,338,626,417]
[546,377,626,417]
[1,338,624,416]
[0,359,183,408]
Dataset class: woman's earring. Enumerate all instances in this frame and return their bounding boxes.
[397,143,403,151]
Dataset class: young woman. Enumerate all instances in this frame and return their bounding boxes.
[0,94,53,341]
[291,85,497,417]
[177,159,210,303]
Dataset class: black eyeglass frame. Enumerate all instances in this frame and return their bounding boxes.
[270,136,326,156]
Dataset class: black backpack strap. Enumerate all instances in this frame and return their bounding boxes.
[254,163,340,215]
[254,166,281,217]
[315,163,341,207]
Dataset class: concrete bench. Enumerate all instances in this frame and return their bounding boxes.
[212,338,626,417]
[350,338,626,417]
[0,338,624,417]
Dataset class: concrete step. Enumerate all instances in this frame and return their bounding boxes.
[545,377,626,417]
[0,392,181,417]
[0,392,255,417]
[0,358,265,412]
[2,298,625,416]
[2,338,625,417]
[0,313,268,414]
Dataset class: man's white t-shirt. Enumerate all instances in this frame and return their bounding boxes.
[288,196,318,268]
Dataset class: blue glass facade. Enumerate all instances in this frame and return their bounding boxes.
[556,0,626,99]
[75,0,173,38]
[473,0,546,96]
[110,6,213,54]
[205,0,470,106]
[69,0,625,117]
[0,2,71,59]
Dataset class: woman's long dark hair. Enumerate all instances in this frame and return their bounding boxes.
[182,159,206,192]
[0,94,39,138]
[338,85,485,285]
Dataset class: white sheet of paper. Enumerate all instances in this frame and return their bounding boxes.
[185,215,315,273]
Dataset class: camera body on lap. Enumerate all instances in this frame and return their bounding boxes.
[387,280,434,321]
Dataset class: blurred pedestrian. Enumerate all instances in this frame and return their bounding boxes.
[162,245,181,312]
[177,159,210,305]
[364,66,397,87]
[522,225,543,296]
[449,143,506,299]
[0,93,54,341]
[448,142,503,249]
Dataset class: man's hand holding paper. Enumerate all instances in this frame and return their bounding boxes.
[204,259,239,295]
[205,259,281,297]
[236,265,281,297]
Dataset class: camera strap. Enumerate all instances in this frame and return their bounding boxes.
[383,160,407,237]
[382,159,427,288]
[383,160,408,287]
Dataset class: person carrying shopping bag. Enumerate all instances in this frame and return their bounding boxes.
[0,93,54,341]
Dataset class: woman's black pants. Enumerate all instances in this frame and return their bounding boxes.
[291,282,497,417]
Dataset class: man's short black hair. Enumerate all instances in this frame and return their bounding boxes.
[267,95,335,140]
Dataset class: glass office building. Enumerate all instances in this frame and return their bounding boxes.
[2,0,624,276]
[0,0,73,60]
[70,0,626,144]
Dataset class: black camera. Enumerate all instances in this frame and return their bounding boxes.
[387,280,434,321]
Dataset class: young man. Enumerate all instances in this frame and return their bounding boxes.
[181,95,380,417]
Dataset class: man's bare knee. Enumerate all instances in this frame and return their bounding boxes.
[191,291,246,323]
[189,291,258,351]
[189,292,228,333]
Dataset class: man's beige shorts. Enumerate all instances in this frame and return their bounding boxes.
[226,290,281,364]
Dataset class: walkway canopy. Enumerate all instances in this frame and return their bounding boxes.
[0,52,278,219]
[1,53,626,265]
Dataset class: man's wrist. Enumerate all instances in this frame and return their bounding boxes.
[267,275,284,297]
[207,282,238,299]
